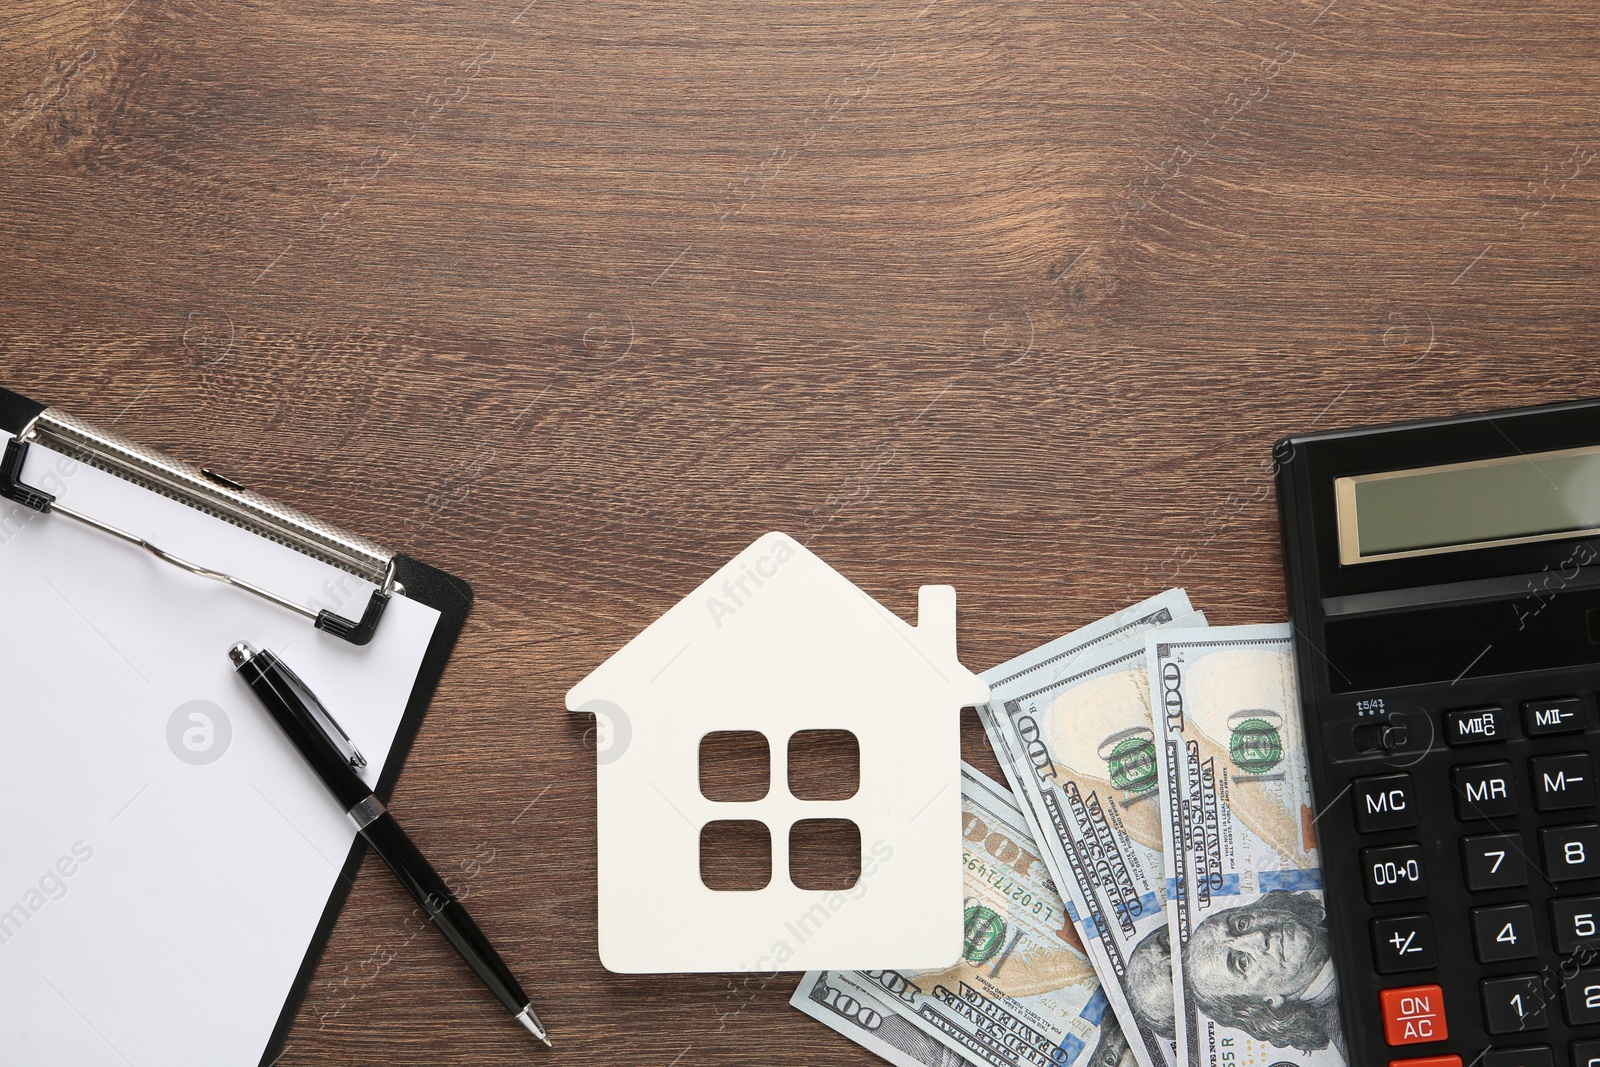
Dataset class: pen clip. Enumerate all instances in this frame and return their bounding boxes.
[272,656,369,770]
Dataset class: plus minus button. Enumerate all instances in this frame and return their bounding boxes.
[1371,915,1437,974]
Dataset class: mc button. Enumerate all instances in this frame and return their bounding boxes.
[1354,773,1418,833]
[1381,983,1448,1045]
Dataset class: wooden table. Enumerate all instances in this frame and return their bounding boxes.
[4,0,1597,1062]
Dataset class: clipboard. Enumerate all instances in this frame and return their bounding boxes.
[0,385,473,1066]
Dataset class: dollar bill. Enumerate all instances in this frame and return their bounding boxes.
[795,763,1130,1067]
[985,611,1210,1067]
[1146,624,1345,1067]
[976,590,1196,1067]
[792,970,969,1067]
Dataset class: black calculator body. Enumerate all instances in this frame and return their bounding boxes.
[1277,398,1600,1067]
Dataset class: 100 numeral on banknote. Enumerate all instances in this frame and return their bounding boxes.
[794,970,967,1067]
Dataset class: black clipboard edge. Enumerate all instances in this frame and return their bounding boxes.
[259,553,473,1065]
[0,388,44,435]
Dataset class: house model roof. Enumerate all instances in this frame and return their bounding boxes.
[569,532,985,713]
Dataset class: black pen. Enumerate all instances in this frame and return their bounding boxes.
[228,642,550,1048]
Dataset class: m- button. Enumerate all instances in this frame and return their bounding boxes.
[1354,773,1418,832]
[1381,983,1448,1045]
[1531,753,1594,812]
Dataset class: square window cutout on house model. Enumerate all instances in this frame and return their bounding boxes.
[567,532,990,973]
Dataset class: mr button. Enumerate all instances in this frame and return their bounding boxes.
[1381,984,1448,1045]
[1354,773,1417,832]
[1453,761,1518,820]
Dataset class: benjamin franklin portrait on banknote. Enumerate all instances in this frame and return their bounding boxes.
[1124,891,1342,1057]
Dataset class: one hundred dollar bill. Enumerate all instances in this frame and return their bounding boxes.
[976,590,1196,1067]
[792,970,969,1067]
[982,609,1208,1067]
[795,763,1131,1067]
[1146,624,1346,1067]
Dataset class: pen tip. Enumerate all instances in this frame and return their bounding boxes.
[515,1005,551,1048]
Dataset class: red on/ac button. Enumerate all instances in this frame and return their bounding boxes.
[1380,984,1448,1045]
[1389,1057,1461,1067]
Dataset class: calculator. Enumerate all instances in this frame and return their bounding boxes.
[1276,398,1600,1067]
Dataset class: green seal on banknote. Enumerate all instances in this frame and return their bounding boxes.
[1227,709,1284,773]
[961,905,1006,963]
[1102,729,1158,795]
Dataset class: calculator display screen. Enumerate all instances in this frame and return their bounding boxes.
[1335,443,1600,563]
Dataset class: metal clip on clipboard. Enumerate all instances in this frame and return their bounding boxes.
[0,406,399,645]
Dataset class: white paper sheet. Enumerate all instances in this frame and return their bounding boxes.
[0,431,441,1066]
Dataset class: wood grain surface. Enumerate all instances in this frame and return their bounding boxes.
[3,0,1598,1062]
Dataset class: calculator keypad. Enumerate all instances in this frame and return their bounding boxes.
[1333,692,1600,1064]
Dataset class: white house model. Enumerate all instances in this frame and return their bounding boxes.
[566,531,990,973]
